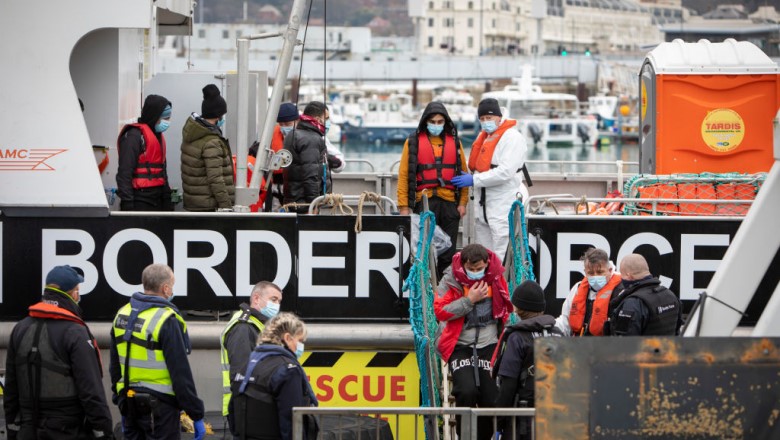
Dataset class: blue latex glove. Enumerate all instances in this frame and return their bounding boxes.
[193,419,206,440]
[451,171,474,188]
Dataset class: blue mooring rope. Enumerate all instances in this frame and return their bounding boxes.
[507,199,536,325]
[402,211,441,409]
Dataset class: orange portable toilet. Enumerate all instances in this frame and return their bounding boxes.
[639,39,780,174]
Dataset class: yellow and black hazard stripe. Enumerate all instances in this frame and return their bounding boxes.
[302,351,411,368]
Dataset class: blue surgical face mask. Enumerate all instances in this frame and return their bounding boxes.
[427,123,444,136]
[295,341,305,359]
[260,301,280,318]
[216,117,225,128]
[155,120,170,133]
[324,120,331,133]
[280,126,294,137]
[481,120,498,134]
[588,275,607,291]
[466,268,485,280]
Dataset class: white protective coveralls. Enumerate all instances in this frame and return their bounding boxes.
[471,121,529,260]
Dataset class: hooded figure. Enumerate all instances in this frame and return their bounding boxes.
[397,101,469,277]
[180,84,235,211]
[116,94,174,211]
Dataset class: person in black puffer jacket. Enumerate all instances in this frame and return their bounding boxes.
[282,101,336,212]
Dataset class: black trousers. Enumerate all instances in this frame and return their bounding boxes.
[17,415,90,440]
[414,196,460,279]
[448,344,499,440]
[122,399,181,440]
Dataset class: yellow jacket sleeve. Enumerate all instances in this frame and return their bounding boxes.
[397,140,411,208]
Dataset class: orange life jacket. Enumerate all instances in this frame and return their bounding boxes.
[569,274,622,336]
[416,133,458,190]
[468,119,517,172]
[270,125,285,176]
[463,284,493,298]
[117,123,166,189]
[28,302,103,371]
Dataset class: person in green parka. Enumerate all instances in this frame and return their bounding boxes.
[181,84,235,211]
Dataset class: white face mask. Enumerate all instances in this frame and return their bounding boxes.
[260,301,280,318]
[295,341,305,359]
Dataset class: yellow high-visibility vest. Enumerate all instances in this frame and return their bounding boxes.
[112,302,187,396]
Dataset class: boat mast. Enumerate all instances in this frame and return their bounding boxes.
[235,0,310,208]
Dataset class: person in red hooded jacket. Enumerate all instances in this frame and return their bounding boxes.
[434,243,511,440]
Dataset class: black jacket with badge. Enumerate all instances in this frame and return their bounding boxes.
[492,314,561,407]
[606,277,682,336]
[232,344,319,440]
[4,289,113,439]
[224,304,267,389]
[282,119,329,209]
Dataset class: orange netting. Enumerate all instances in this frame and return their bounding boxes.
[624,173,765,216]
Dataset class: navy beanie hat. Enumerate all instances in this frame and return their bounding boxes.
[201,84,227,119]
[478,98,502,118]
[45,265,84,292]
[277,103,300,123]
[511,280,546,313]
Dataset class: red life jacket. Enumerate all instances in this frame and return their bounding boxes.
[569,274,622,336]
[117,123,166,189]
[415,133,458,191]
[28,302,103,371]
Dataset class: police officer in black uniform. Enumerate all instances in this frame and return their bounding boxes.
[4,265,113,439]
[607,253,683,336]
[492,280,561,440]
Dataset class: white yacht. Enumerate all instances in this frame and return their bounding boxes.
[482,65,598,145]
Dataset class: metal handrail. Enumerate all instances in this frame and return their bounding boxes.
[343,158,376,172]
[389,159,638,174]
[292,406,537,440]
[525,195,755,217]
[308,193,398,214]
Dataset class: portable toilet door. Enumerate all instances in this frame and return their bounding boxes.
[639,38,780,174]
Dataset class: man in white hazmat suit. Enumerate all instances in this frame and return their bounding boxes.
[452,98,529,260]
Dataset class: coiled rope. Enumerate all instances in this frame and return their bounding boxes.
[321,193,354,215]
[402,211,441,408]
[508,199,536,324]
[354,191,385,233]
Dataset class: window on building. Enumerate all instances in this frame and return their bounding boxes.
[429,1,434,9]
[468,1,473,9]
[428,36,434,47]
[198,29,206,38]
[492,2,496,10]
[468,17,474,27]
[492,18,496,27]
[429,18,434,26]
[516,22,520,31]
[468,36,474,48]
[236,30,242,38]
[443,1,451,8]
[222,30,229,39]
